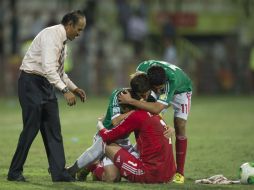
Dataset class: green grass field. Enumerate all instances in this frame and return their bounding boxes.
[0,95,254,190]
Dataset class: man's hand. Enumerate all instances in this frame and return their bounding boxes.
[163,125,175,139]
[63,91,76,106]
[118,91,133,104]
[73,88,86,102]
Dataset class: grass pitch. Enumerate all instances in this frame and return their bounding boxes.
[0,95,254,190]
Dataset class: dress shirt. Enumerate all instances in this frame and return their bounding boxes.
[20,24,77,91]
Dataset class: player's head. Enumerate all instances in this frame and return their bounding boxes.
[120,89,140,113]
[61,10,86,41]
[130,72,151,101]
[147,66,166,94]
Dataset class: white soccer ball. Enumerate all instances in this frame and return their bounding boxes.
[239,162,254,184]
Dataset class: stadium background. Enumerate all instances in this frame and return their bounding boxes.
[0,0,254,96]
[0,1,254,189]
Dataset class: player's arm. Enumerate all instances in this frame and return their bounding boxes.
[110,89,134,126]
[111,111,134,126]
[97,112,139,143]
[118,91,167,114]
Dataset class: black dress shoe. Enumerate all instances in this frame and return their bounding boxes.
[52,175,75,182]
[7,174,26,182]
[52,170,75,182]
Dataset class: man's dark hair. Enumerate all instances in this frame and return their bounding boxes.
[130,72,150,94]
[61,10,85,26]
[119,89,140,113]
[147,65,167,86]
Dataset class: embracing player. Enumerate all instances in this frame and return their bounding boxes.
[119,60,192,184]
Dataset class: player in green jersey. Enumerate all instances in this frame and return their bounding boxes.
[67,72,152,181]
[118,60,192,184]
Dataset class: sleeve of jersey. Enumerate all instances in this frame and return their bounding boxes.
[111,94,121,120]
[99,112,141,144]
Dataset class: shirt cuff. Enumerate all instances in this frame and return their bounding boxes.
[66,80,78,91]
[55,80,67,91]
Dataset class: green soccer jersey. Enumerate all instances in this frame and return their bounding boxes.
[103,88,126,130]
[136,60,192,105]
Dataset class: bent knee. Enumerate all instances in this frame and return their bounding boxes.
[103,172,121,182]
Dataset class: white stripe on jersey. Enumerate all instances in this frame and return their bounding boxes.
[164,81,170,94]
[122,162,144,175]
[112,91,119,107]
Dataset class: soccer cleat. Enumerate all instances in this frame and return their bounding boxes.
[173,173,185,184]
[66,161,79,179]
[76,167,90,181]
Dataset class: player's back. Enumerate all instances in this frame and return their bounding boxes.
[103,88,127,129]
[133,110,176,182]
[136,60,192,93]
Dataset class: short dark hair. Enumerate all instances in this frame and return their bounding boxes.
[130,72,150,94]
[119,89,140,113]
[61,10,85,26]
[147,66,166,86]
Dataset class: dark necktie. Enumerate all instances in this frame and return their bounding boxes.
[58,41,66,79]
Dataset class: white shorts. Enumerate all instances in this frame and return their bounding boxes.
[171,91,192,120]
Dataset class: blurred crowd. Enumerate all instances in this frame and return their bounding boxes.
[1,0,254,96]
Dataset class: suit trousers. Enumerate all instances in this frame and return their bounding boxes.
[8,71,68,181]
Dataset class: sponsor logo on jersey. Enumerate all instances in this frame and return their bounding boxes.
[159,94,167,101]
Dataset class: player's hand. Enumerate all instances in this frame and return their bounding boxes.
[118,91,132,104]
[73,88,86,102]
[98,115,105,122]
[63,91,76,106]
[163,125,175,139]
[97,119,105,131]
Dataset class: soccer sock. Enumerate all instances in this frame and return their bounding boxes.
[77,137,105,168]
[175,135,187,176]
[92,164,104,181]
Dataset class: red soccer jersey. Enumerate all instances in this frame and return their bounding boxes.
[99,110,176,183]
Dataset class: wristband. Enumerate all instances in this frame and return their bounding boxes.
[97,121,105,131]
